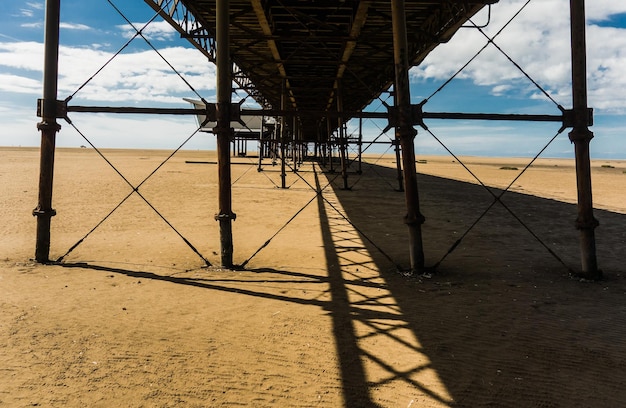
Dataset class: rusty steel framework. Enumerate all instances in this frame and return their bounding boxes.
[34,0,600,279]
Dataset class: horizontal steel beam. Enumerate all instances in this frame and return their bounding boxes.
[66,105,206,115]
[65,104,566,123]
[422,112,564,122]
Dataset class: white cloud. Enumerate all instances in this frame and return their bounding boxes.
[17,2,42,19]
[411,0,626,113]
[117,21,178,42]
[60,22,91,31]
[0,103,41,147]
[0,41,43,71]
[491,84,513,96]
[586,0,626,21]
[26,2,43,10]
[0,74,41,94]
[57,45,216,103]
[0,41,216,103]
[19,9,35,18]
[20,22,42,29]
[20,22,90,32]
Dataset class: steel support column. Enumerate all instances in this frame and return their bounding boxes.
[320,127,327,166]
[215,0,235,268]
[569,0,600,278]
[34,0,61,263]
[292,116,298,172]
[391,0,425,273]
[357,116,363,174]
[280,80,288,188]
[394,139,404,192]
[336,83,349,189]
[257,115,264,172]
[327,118,335,173]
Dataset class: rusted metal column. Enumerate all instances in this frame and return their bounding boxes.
[214,0,235,268]
[315,126,321,164]
[327,117,335,173]
[393,138,404,192]
[336,83,349,189]
[569,0,599,278]
[391,0,425,273]
[280,124,287,186]
[34,0,61,263]
[280,80,288,188]
[319,125,327,166]
[271,122,278,165]
[292,115,298,172]
[257,115,264,172]
[357,116,363,174]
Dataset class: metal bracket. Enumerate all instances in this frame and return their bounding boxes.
[235,99,247,128]
[203,103,218,123]
[575,215,599,231]
[32,207,57,217]
[404,212,425,226]
[36,120,62,132]
[410,102,428,130]
[204,102,243,129]
[214,212,237,221]
[385,100,428,133]
[37,98,68,120]
[208,102,242,123]
[560,107,593,132]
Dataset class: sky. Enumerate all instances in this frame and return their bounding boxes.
[0,0,625,158]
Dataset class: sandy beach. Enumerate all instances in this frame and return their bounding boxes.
[1,146,626,407]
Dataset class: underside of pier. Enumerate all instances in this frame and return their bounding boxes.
[34,0,600,279]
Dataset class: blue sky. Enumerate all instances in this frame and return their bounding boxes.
[1,0,625,158]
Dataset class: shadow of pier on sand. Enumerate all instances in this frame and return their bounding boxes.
[316,158,626,406]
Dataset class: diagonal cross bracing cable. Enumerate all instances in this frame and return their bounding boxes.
[426,125,573,272]
[106,0,206,102]
[240,151,347,264]
[241,156,402,270]
[67,10,162,101]
[57,120,212,266]
[56,188,136,263]
[425,0,532,103]
[55,0,220,265]
[232,159,256,186]
[469,19,561,108]
[239,191,318,269]
[348,142,396,191]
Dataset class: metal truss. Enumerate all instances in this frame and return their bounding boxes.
[144,0,270,108]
